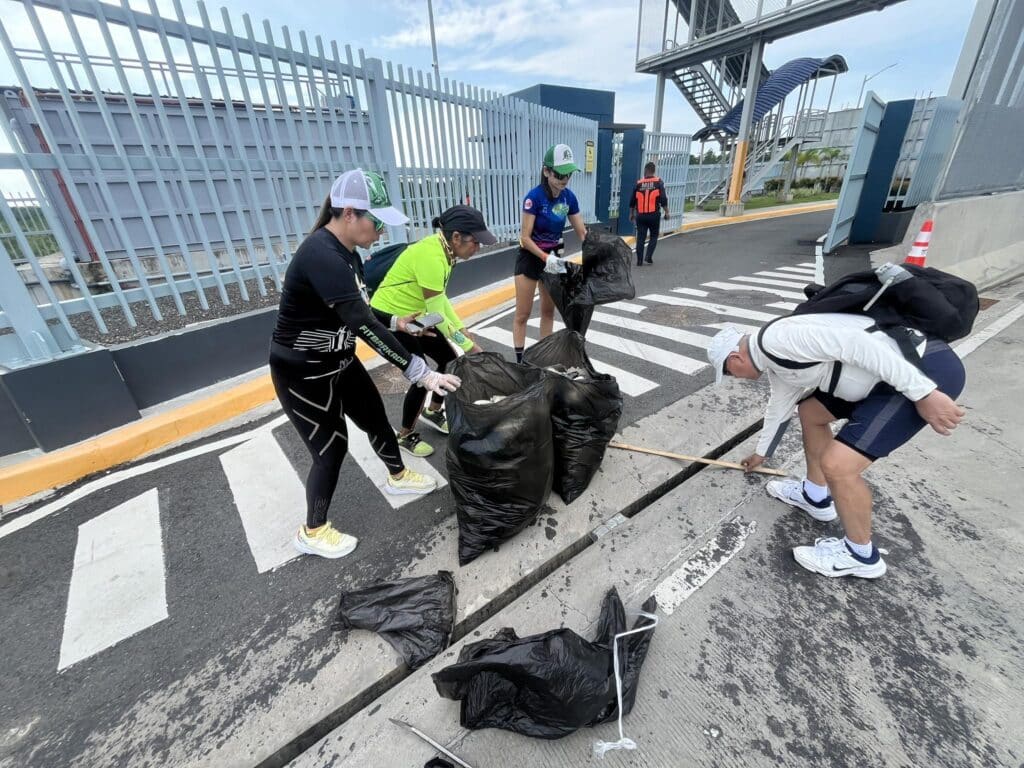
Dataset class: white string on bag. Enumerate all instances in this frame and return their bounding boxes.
[592,610,660,759]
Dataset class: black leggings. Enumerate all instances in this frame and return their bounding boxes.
[394,330,457,430]
[270,342,404,528]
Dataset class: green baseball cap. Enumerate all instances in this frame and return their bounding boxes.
[330,169,409,226]
[544,144,578,175]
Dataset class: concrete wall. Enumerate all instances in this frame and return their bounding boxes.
[870,189,1024,290]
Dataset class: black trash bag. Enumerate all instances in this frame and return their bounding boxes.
[523,330,623,504]
[540,232,636,334]
[541,261,594,335]
[445,353,555,566]
[576,231,636,306]
[433,588,657,739]
[331,571,456,669]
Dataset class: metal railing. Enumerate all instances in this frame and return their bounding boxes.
[0,0,598,368]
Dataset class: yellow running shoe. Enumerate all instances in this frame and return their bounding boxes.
[385,468,437,496]
[293,522,358,559]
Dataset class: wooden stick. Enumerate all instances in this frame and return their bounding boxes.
[608,441,787,477]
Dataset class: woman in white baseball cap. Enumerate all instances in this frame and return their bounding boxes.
[270,169,462,560]
[511,144,588,362]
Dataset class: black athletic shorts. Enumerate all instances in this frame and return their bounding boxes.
[514,244,562,281]
[812,339,966,461]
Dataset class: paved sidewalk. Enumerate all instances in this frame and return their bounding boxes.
[293,286,1024,768]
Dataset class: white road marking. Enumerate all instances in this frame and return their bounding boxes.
[671,287,710,297]
[58,489,167,670]
[730,275,810,289]
[701,281,807,301]
[766,302,798,311]
[641,294,780,322]
[344,417,447,509]
[527,319,707,373]
[653,517,756,615]
[220,431,305,573]
[473,326,657,396]
[589,311,715,350]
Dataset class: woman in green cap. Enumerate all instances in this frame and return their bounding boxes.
[511,143,588,362]
[370,204,496,457]
[270,169,462,560]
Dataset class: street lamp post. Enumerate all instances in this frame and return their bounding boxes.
[427,0,440,83]
[857,62,898,108]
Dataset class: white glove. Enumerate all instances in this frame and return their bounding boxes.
[543,255,567,275]
[416,370,462,396]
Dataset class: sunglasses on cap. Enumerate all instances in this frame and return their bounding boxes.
[356,210,385,232]
[547,168,573,181]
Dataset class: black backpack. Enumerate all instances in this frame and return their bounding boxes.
[757,264,978,377]
[792,264,978,341]
[362,242,409,297]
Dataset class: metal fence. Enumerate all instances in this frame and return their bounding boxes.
[0,0,598,368]
[643,131,692,209]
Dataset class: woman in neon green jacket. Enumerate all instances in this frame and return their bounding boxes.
[370,205,496,457]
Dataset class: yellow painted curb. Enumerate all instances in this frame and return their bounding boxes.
[0,202,836,505]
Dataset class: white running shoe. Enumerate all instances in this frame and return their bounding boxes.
[766,477,838,522]
[293,522,358,559]
[792,537,887,579]
[385,468,437,495]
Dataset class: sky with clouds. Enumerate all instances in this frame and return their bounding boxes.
[0,0,979,189]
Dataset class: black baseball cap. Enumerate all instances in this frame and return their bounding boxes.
[437,205,497,245]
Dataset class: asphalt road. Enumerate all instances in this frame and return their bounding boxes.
[0,210,835,768]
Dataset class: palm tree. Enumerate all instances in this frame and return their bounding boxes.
[819,147,844,182]
[796,148,821,181]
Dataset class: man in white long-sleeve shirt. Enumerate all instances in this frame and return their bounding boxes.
[707,314,966,579]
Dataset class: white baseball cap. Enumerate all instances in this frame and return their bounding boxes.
[707,327,744,385]
[329,169,410,226]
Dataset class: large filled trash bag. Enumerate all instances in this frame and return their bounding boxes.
[445,353,555,566]
[331,571,456,669]
[541,232,636,335]
[433,588,658,739]
[523,330,622,504]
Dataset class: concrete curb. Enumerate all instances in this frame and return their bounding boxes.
[0,202,836,506]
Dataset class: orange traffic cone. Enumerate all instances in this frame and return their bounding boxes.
[905,220,932,267]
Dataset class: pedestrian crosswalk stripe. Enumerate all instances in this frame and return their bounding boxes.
[671,287,710,297]
[705,322,762,336]
[528,319,707,373]
[798,262,816,268]
[58,489,167,671]
[701,281,807,301]
[755,270,815,282]
[766,302,798,311]
[603,301,647,314]
[345,417,447,509]
[590,311,714,350]
[641,294,780,322]
[473,326,657,396]
[221,430,305,574]
[731,275,810,289]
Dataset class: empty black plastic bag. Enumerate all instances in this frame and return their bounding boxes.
[523,330,622,504]
[445,353,554,565]
[432,588,657,740]
[332,571,456,669]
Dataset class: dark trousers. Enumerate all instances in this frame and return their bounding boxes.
[394,330,458,430]
[635,213,662,264]
[270,343,404,528]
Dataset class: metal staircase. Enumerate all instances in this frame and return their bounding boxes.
[664,0,769,132]
[669,64,730,126]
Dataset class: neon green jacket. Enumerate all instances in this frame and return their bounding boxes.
[369,234,473,351]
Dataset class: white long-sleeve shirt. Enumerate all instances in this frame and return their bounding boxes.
[750,314,937,457]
